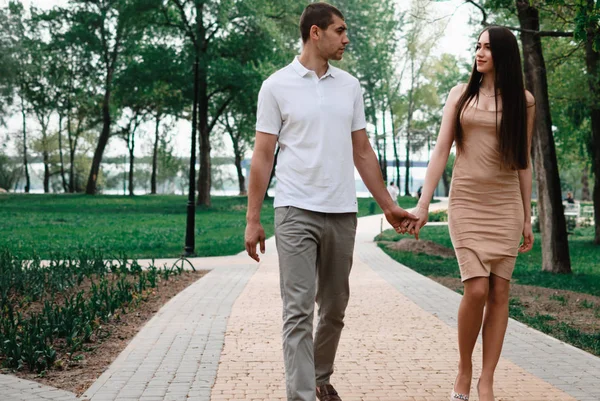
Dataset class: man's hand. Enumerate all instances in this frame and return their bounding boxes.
[404,205,429,240]
[519,222,534,253]
[245,221,266,262]
[384,206,419,237]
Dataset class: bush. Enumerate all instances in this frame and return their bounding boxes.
[429,209,448,222]
[0,152,21,191]
[0,248,183,373]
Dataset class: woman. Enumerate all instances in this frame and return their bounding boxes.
[405,27,535,401]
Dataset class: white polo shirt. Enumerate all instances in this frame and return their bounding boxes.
[256,57,367,213]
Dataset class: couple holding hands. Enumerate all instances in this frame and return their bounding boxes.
[245,3,535,400]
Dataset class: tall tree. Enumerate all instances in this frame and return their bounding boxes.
[545,37,592,200]
[113,40,185,195]
[118,108,146,196]
[516,1,572,272]
[0,6,16,126]
[575,0,600,243]
[336,0,401,181]
[21,17,58,193]
[55,0,156,194]
[5,2,32,192]
[221,107,253,195]
[156,0,302,206]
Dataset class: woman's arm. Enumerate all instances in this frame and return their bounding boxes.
[407,84,464,237]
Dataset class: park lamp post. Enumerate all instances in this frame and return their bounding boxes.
[184,59,200,257]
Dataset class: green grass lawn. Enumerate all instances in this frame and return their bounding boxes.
[377,225,600,296]
[0,194,419,259]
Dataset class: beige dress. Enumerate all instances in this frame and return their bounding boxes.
[448,105,524,282]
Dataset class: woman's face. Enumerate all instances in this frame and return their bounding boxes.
[475,30,494,74]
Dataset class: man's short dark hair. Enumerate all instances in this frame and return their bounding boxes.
[299,2,344,43]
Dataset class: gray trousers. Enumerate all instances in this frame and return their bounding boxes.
[274,206,357,401]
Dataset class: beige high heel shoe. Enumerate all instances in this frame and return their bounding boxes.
[450,391,469,401]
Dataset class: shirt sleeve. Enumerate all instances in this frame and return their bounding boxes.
[255,81,282,135]
[351,80,367,132]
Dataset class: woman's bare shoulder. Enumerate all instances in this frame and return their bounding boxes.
[447,83,468,106]
[525,90,536,108]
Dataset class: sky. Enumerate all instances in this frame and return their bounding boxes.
[2,0,478,160]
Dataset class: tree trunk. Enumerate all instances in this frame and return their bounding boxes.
[21,96,30,193]
[67,95,74,192]
[197,97,211,206]
[516,0,572,272]
[442,170,450,197]
[234,146,246,196]
[368,93,384,180]
[405,85,414,196]
[128,132,135,197]
[265,146,279,201]
[67,64,76,193]
[58,115,68,193]
[151,114,161,195]
[86,70,113,194]
[196,4,211,207]
[374,125,383,178]
[382,109,388,183]
[404,133,411,196]
[390,102,401,187]
[405,58,417,197]
[40,118,50,193]
[582,0,600,244]
[581,165,591,201]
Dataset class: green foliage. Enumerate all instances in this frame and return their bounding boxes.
[357,196,421,216]
[509,296,600,356]
[0,195,273,258]
[0,194,424,259]
[428,209,448,222]
[0,6,17,124]
[0,248,184,373]
[0,148,21,190]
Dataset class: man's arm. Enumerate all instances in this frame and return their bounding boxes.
[352,129,417,232]
[245,132,278,261]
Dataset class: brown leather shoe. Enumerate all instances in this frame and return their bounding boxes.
[316,384,341,401]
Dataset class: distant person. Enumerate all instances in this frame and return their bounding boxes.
[417,185,423,199]
[387,181,399,204]
[405,26,535,401]
[565,191,575,204]
[244,3,417,401]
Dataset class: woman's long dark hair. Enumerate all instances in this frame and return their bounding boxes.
[454,26,528,170]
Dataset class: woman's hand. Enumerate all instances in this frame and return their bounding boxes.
[404,204,429,240]
[519,222,534,253]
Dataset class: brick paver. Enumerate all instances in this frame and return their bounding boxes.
[211,235,576,400]
[81,255,256,401]
[0,374,78,401]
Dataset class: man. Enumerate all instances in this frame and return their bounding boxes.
[565,191,575,204]
[244,3,416,401]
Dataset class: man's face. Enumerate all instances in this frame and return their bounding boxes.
[316,15,350,61]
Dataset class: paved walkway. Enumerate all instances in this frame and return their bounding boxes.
[2,201,600,400]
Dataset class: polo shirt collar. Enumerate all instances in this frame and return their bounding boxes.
[292,56,336,79]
